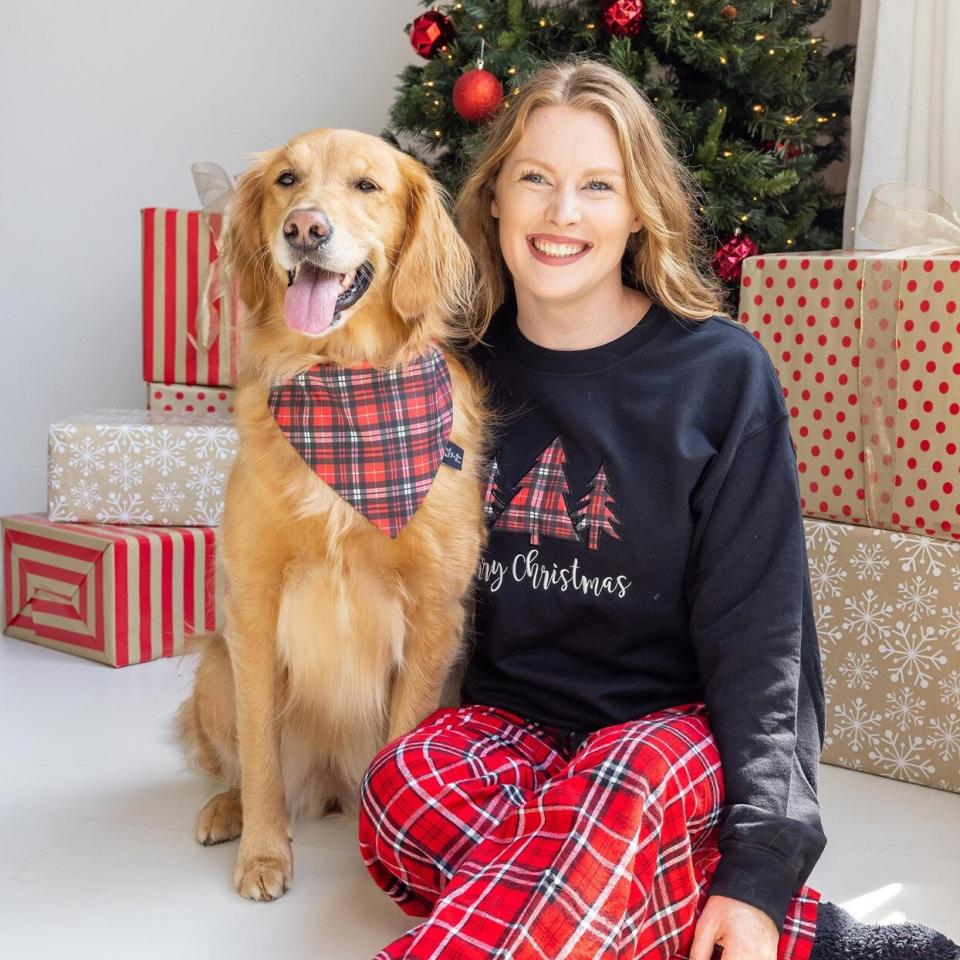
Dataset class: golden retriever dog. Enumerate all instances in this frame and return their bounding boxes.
[177,128,488,902]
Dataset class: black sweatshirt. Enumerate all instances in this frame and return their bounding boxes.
[460,296,827,932]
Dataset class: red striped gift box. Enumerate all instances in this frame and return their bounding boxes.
[141,207,243,387]
[2,514,221,667]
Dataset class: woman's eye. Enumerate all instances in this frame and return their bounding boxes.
[586,179,613,191]
[354,178,380,192]
[520,171,545,184]
[276,171,297,187]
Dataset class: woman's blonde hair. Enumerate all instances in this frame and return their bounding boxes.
[455,57,728,338]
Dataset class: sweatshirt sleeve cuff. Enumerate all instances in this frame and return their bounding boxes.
[705,843,801,933]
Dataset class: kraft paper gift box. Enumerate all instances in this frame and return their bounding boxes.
[141,207,244,387]
[2,513,221,667]
[147,382,236,416]
[804,516,960,793]
[48,410,237,527]
[739,250,960,542]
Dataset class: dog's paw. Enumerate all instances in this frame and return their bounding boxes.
[233,844,292,902]
[196,788,243,846]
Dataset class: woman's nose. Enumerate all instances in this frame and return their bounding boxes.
[548,186,582,226]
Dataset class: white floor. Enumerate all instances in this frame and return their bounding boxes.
[1,637,958,960]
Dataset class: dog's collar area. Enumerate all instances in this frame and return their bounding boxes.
[268,347,454,538]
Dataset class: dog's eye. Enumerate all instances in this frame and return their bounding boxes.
[276,171,298,187]
[354,179,380,192]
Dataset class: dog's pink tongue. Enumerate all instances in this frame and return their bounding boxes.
[284,264,340,334]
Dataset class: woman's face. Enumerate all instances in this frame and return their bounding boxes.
[491,105,641,309]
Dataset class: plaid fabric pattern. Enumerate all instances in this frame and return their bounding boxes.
[268,347,453,538]
[360,702,820,960]
[492,437,581,544]
[574,462,623,551]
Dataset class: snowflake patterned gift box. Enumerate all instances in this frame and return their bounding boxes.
[142,207,244,387]
[2,513,221,667]
[47,410,238,527]
[147,382,236,416]
[739,253,960,543]
[805,517,960,792]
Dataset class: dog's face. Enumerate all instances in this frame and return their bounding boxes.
[224,128,472,356]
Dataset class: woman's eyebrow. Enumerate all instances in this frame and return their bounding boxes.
[509,158,624,176]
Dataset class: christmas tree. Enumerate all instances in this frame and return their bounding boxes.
[388,0,855,286]
[493,437,580,544]
[572,462,622,550]
[483,453,508,520]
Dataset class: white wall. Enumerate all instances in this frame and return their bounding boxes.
[0,0,417,516]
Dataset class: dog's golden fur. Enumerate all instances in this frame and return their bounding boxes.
[176,128,488,901]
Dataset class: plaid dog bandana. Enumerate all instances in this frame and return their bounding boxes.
[268,347,454,538]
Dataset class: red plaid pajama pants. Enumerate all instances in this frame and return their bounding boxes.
[359,701,820,960]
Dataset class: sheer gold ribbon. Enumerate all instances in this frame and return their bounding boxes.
[856,183,960,527]
[190,162,235,351]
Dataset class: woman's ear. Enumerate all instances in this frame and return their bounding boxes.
[222,154,273,309]
[391,155,474,328]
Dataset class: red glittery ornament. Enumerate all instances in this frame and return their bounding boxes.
[409,10,455,59]
[600,0,646,37]
[760,139,803,159]
[452,68,504,122]
[712,232,757,282]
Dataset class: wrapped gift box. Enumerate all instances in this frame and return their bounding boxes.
[142,207,244,387]
[805,516,960,793]
[2,513,221,667]
[740,252,960,542]
[48,410,237,527]
[147,382,236,416]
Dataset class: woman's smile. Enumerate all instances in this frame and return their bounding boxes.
[527,233,593,265]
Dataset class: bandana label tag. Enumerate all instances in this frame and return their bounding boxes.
[441,441,464,471]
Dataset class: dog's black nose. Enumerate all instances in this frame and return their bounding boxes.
[283,208,333,251]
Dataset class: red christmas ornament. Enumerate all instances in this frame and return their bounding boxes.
[600,0,646,37]
[712,232,757,282]
[452,68,504,122]
[761,139,803,159]
[409,10,455,59]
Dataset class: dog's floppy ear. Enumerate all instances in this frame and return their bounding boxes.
[222,153,273,310]
[391,154,474,330]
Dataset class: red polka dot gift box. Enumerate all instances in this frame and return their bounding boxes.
[147,383,236,416]
[739,252,960,543]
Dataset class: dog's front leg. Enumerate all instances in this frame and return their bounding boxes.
[227,600,292,901]
[387,602,466,744]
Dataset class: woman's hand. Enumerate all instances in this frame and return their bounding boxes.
[688,894,780,960]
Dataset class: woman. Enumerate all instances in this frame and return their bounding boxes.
[358,60,958,960]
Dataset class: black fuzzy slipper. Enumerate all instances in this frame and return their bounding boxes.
[810,899,959,959]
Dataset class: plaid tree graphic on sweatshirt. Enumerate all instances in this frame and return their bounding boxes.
[483,454,507,521]
[490,437,623,551]
[571,462,623,550]
[492,437,579,544]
